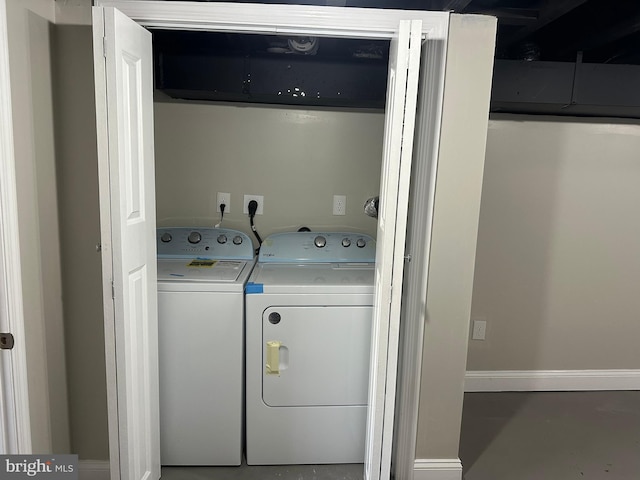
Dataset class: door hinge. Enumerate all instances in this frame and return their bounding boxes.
[0,333,15,350]
[111,281,115,299]
[103,36,107,58]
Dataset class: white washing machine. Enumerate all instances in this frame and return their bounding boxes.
[156,227,255,466]
[245,231,376,465]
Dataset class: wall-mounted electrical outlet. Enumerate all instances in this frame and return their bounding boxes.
[243,194,264,215]
[333,195,346,216]
[216,192,230,213]
[472,319,487,340]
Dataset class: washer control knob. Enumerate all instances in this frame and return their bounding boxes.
[217,234,227,244]
[314,235,327,248]
[160,232,172,243]
[188,231,202,244]
[233,235,243,245]
[356,238,367,248]
[342,237,351,247]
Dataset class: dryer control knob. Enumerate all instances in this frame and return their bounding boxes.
[342,237,351,247]
[217,234,227,244]
[233,235,243,245]
[160,232,172,243]
[188,231,202,244]
[356,238,367,248]
[314,235,327,248]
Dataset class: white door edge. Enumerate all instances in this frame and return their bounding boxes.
[91,9,121,479]
[379,20,423,477]
[364,19,423,480]
[94,6,161,480]
[392,16,450,480]
[0,0,33,454]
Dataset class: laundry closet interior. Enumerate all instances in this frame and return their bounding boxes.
[150,19,387,475]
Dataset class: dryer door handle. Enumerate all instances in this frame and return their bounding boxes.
[266,341,289,375]
[266,341,281,375]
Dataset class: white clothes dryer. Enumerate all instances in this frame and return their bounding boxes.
[245,231,376,465]
[156,227,255,466]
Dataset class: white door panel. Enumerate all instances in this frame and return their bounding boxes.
[365,19,422,480]
[93,6,160,480]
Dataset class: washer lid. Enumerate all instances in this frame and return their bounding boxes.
[157,259,249,283]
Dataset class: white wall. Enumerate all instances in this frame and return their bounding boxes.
[153,101,384,241]
[6,0,69,454]
[468,115,640,371]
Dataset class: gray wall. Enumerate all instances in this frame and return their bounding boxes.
[467,115,640,371]
[153,101,383,240]
[6,0,69,454]
[53,24,109,460]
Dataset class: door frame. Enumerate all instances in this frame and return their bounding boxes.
[97,1,449,477]
[97,1,448,39]
[0,0,450,469]
[0,0,33,454]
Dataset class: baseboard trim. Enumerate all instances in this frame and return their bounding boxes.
[465,369,640,392]
[79,460,110,480]
[413,459,462,480]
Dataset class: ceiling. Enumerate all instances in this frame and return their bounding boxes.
[191,0,640,65]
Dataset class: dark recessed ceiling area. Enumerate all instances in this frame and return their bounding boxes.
[153,30,389,60]
[155,1,640,117]
[153,30,390,108]
[175,0,640,65]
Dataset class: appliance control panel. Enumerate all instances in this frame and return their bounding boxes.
[157,227,254,260]
[258,232,376,263]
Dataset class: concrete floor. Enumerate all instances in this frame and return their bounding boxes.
[161,463,364,480]
[459,391,640,480]
[161,391,640,479]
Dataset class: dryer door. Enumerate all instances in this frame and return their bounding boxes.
[262,305,372,407]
